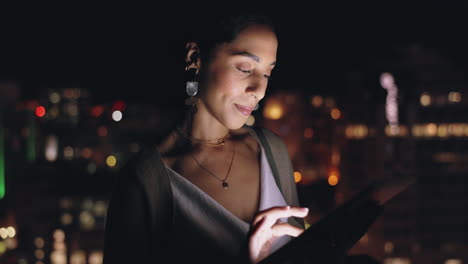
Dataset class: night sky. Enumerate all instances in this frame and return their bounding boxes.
[1,2,468,104]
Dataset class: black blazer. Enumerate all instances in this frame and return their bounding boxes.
[103,127,303,263]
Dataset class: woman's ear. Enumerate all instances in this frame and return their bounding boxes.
[185,42,201,74]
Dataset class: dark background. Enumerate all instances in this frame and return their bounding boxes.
[1,2,468,103]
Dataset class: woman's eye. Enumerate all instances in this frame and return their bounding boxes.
[237,67,251,74]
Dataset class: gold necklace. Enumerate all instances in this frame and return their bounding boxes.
[176,126,231,146]
[190,141,235,189]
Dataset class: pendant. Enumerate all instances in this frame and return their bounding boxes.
[222,181,229,189]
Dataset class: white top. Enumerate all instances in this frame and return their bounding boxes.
[165,145,291,261]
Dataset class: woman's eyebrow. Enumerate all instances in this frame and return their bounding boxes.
[232,51,276,66]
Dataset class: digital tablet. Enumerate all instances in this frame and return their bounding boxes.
[260,176,416,263]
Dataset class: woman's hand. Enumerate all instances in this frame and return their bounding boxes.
[248,206,309,263]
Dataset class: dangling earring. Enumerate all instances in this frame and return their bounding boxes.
[185,67,198,112]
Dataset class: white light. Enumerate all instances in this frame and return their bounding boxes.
[45,135,59,162]
[380,72,399,133]
[6,227,15,238]
[0,228,7,239]
[49,92,61,104]
[112,110,122,122]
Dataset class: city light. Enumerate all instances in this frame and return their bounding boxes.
[34,249,45,260]
[311,96,323,107]
[45,135,59,162]
[34,237,45,248]
[448,91,462,103]
[106,155,117,167]
[331,108,341,120]
[263,99,284,120]
[0,228,7,239]
[112,110,123,122]
[294,171,302,183]
[90,105,105,117]
[0,241,6,255]
[49,92,61,104]
[70,250,86,264]
[420,93,431,106]
[6,227,15,238]
[89,250,103,264]
[328,175,339,186]
[345,125,368,139]
[35,106,46,117]
[63,146,74,160]
[380,72,399,133]
[328,168,339,186]
[112,100,126,111]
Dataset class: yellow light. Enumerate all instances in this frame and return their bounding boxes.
[437,124,448,138]
[50,251,67,264]
[6,227,15,238]
[448,92,462,103]
[328,175,339,186]
[245,115,255,126]
[0,228,7,239]
[294,172,302,183]
[89,251,104,264]
[106,155,117,167]
[331,108,341,120]
[304,128,313,139]
[426,123,437,137]
[0,241,6,254]
[263,100,284,120]
[311,96,323,107]
[53,229,65,242]
[420,93,431,106]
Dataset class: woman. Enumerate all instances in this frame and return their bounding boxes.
[103,11,309,263]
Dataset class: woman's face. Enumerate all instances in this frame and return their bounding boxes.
[198,25,278,130]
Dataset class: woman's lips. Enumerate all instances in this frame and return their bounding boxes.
[235,104,253,116]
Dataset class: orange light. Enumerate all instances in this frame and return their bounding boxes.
[331,108,341,120]
[294,172,302,183]
[35,106,46,117]
[328,175,339,186]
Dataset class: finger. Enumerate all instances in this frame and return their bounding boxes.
[271,223,304,237]
[253,206,309,226]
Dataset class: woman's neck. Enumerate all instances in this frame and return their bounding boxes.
[179,102,230,142]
